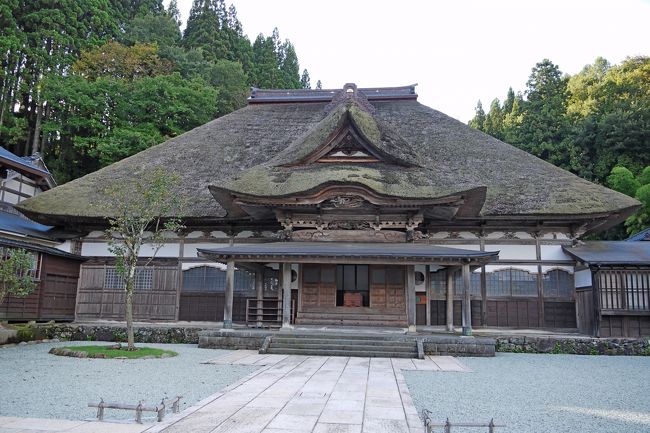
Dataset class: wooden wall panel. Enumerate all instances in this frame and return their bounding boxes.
[544,301,577,328]
[178,293,251,322]
[600,315,650,337]
[485,299,540,328]
[76,265,177,321]
[430,300,481,327]
[0,253,81,321]
[575,288,593,335]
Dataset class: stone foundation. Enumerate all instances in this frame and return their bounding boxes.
[496,336,650,356]
[199,329,272,350]
[422,336,496,357]
[8,323,649,356]
[38,322,204,344]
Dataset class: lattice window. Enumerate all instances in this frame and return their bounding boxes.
[429,269,481,298]
[181,266,254,292]
[486,269,537,297]
[104,267,153,290]
[542,269,574,299]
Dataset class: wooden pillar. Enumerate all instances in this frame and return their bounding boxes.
[446,268,454,332]
[480,266,487,326]
[462,263,472,336]
[536,238,545,327]
[407,265,416,332]
[223,260,234,329]
[281,263,292,329]
[425,265,431,327]
[255,269,264,328]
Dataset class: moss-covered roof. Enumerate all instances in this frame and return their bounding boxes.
[17,89,639,226]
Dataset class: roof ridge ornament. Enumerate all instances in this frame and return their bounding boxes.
[324,83,376,114]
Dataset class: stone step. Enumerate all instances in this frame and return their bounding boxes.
[297,312,407,320]
[295,318,407,326]
[272,334,411,342]
[270,341,417,351]
[265,347,417,358]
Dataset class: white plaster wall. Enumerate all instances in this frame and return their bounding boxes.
[2,191,19,204]
[82,241,180,257]
[140,242,181,257]
[56,240,72,253]
[575,269,592,288]
[484,244,536,260]
[540,244,573,261]
[81,242,112,256]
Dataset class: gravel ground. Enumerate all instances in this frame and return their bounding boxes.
[405,353,650,433]
[0,341,257,422]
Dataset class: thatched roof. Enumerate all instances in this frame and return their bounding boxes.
[17,85,639,229]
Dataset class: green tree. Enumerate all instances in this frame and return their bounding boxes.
[124,13,182,47]
[607,165,650,235]
[300,69,311,89]
[483,98,504,140]
[100,169,184,349]
[42,73,217,181]
[0,248,37,306]
[279,41,301,88]
[0,0,120,156]
[516,59,570,166]
[468,100,486,130]
[73,41,171,81]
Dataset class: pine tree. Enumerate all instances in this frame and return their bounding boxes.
[300,69,311,89]
[468,100,486,130]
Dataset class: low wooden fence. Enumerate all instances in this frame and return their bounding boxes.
[422,410,504,433]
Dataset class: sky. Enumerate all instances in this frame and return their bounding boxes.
[169,0,650,122]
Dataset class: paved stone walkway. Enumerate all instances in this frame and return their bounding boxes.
[153,352,470,433]
[0,352,470,433]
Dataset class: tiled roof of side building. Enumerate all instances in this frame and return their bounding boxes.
[0,147,51,177]
[626,228,650,242]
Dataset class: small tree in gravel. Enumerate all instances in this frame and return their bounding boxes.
[101,169,184,350]
[0,248,37,306]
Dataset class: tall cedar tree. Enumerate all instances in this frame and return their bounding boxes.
[2,0,309,184]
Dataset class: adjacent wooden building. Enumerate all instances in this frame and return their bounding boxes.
[565,240,650,337]
[0,147,84,321]
[17,84,643,335]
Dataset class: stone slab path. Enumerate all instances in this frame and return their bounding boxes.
[153,352,471,433]
[0,352,470,433]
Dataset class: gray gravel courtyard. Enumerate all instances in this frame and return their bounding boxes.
[405,353,650,433]
[0,341,257,422]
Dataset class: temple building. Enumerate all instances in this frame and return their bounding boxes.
[16,84,647,336]
[0,147,83,321]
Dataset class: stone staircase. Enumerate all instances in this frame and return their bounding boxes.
[262,333,420,358]
[295,311,407,327]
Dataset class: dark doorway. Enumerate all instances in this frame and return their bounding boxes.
[336,264,370,307]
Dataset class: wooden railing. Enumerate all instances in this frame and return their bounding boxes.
[598,269,650,313]
[422,410,504,433]
[245,298,295,327]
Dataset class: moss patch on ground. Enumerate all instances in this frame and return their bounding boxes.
[51,344,177,359]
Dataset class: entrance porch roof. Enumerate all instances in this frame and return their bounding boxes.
[198,242,498,266]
